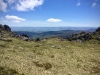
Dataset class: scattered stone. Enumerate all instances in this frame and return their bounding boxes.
[51,45,56,48]
[35,38,40,42]
[22,37,29,41]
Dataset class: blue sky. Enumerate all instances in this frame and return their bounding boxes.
[0,0,100,27]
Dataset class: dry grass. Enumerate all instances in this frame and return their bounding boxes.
[0,37,100,75]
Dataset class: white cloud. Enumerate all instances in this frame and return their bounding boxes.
[16,0,44,11]
[77,2,81,6]
[46,18,62,22]
[5,15,26,22]
[76,0,81,6]
[92,3,97,7]
[0,0,7,12]
[0,0,44,12]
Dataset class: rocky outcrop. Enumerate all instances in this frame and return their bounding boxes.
[96,27,100,32]
[67,27,100,42]
[3,25,11,31]
[22,34,29,38]
[0,24,31,41]
[0,24,11,31]
[67,32,93,42]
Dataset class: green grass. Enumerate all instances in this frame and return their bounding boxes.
[0,37,100,75]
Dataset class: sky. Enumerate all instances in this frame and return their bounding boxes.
[0,0,100,27]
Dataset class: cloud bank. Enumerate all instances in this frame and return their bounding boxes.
[5,15,26,22]
[47,18,62,22]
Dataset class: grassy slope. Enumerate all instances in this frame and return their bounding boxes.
[0,37,100,75]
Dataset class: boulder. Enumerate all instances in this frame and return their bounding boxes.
[22,34,29,38]
[3,25,11,31]
[35,38,40,42]
[22,37,29,41]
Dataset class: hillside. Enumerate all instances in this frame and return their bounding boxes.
[0,24,100,75]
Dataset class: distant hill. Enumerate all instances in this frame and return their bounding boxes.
[15,30,82,39]
[12,27,97,39]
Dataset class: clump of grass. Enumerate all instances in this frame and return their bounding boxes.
[67,74,72,75]
[50,55,55,58]
[91,66,100,74]
[0,44,5,47]
[0,66,24,75]
[44,62,52,70]
[33,61,52,70]
[33,61,44,67]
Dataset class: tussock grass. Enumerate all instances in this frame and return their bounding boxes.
[0,37,100,75]
[0,66,24,75]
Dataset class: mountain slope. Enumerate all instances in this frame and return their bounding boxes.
[0,25,100,75]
